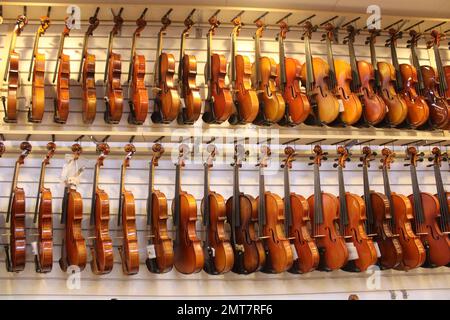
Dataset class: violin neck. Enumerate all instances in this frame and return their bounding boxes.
[203,163,210,228]
[173,164,181,231]
[433,45,449,96]
[154,31,163,85]
[382,166,396,229]
[146,161,154,227]
[362,164,375,232]
[313,164,324,226]
[230,31,237,83]
[258,165,266,229]
[369,40,381,90]
[206,31,212,82]
[283,165,292,235]
[117,164,126,227]
[33,161,47,223]
[304,36,315,93]
[337,166,349,228]
[326,38,337,89]
[279,36,286,90]
[89,163,100,226]
[178,32,186,81]
[410,45,425,93]
[433,164,449,228]
[232,164,241,229]
[7,161,21,222]
[390,42,403,91]
[410,164,425,224]
[348,40,361,90]
[255,33,261,84]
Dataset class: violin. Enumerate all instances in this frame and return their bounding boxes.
[128,9,149,125]
[53,16,74,124]
[345,25,387,126]
[225,145,265,274]
[276,22,311,126]
[151,10,180,124]
[203,13,233,124]
[104,8,124,124]
[428,30,450,103]
[117,144,139,275]
[89,143,114,274]
[429,147,450,235]
[202,145,234,274]
[5,141,31,272]
[361,146,403,270]
[252,20,286,125]
[282,147,319,273]
[28,13,49,123]
[387,29,430,129]
[178,9,202,124]
[227,16,258,124]
[307,145,348,271]
[336,146,377,272]
[59,143,86,271]
[406,147,450,267]
[173,144,204,274]
[257,146,293,273]
[323,23,362,126]
[78,8,100,124]
[146,143,174,273]
[369,29,408,126]
[380,148,425,270]
[300,21,340,125]
[3,15,27,123]
[33,142,56,273]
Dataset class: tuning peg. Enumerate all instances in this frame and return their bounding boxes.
[426,164,433,167]
[323,156,328,161]
[357,164,363,167]
[419,152,424,157]
[309,156,315,160]
[372,151,378,156]
[418,158,424,162]
[323,152,329,156]
[346,158,351,162]
[308,162,314,166]
[359,156,364,161]
[334,158,339,162]
[333,163,338,168]
[404,163,410,167]
[365,40,369,45]
[428,156,434,162]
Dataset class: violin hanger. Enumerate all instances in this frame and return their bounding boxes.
[282,138,300,145]
[185,9,196,21]
[401,140,426,147]
[209,9,221,20]
[127,8,148,83]
[330,139,350,146]
[297,14,316,25]
[102,135,110,143]
[355,139,375,146]
[425,21,446,33]
[253,11,269,24]
[205,137,216,144]
[319,16,338,27]
[231,10,245,22]
[276,13,292,25]
[160,8,173,32]
[341,17,360,28]
[383,19,404,31]
[404,20,425,32]
[153,136,165,143]
[379,139,398,146]
[363,16,382,30]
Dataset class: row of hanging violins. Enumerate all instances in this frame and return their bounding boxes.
[2,8,450,128]
[1,139,449,275]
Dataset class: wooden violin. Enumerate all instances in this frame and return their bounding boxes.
[323,23,362,126]
[60,143,87,271]
[226,145,265,274]
[406,147,450,267]
[128,9,149,125]
[428,30,450,104]
[369,30,408,127]
[33,142,55,273]
[361,146,403,270]
[151,10,180,124]
[202,145,234,274]
[78,7,100,124]
[104,8,124,124]
[227,16,258,124]
[307,145,348,271]
[252,20,286,125]
[5,141,31,272]
[429,147,450,235]
[257,146,293,273]
[173,144,204,274]
[336,146,377,272]
[146,143,174,273]
[282,147,319,273]
[89,143,114,274]
[178,9,202,124]
[300,21,340,125]
[276,22,311,126]
[53,16,74,124]
[3,15,27,123]
[28,12,49,123]
[118,144,139,275]
[203,13,233,124]
[345,25,387,126]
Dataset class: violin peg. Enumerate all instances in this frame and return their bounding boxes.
[309,156,314,160]
[357,164,363,167]
[372,151,377,156]
[404,163,410,167]
[428,156,434,162]
[426,164,433,167]
[418,158,424,162]
[333,163,338,168]
[323,157,328,161]
[346,158,351,162]
[308,162,314,166]
[323,152,329,155]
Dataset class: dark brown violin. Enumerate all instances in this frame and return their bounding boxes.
[173,144,204,274]
[118,144,139,275]
[78,7,100,124]
[146,143,174,273]
[104,8,124,124]
[257,146,293,273]
[202,145,234,274]
[282,147,319,273]
[2,15,27,123]
[5,142,31,272]
[361,146,402,270]
[429,147,450,235]
[226,145,265,274]
[406,147,450,267]
[307,145,348,271]
[128,9,149,125]
[89,143,113,275]
[33,142,56,273]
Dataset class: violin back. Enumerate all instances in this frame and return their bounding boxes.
[82,54,97,124]
[181,54,202,123]
[421,65,450,129]
[92,190,114,274]
[30,53,46,122]
[121,191,140,274]
[38,189,53,272]
[6,52,19,122]
[234,55,259,122]
[210,53,233,121]
[55,53,70,123]
[66,190,87,270]
[10,189,26,271]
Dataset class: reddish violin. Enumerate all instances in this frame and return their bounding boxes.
[429,147,450,235]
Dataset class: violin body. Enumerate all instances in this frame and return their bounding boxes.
[378,62,408,126]
[399,64,430,128]
[121,190,139,274]
[208,53,233,122]
[234,55,259,122]
[277,58,311,124]
[66,190,87,270]
[421,65,450,129]
[181,54,202,123]
[81,54,97,124]
[287,193,319,273]
[6,52,19,122]
[55,53,70,123]
[369,191,403,269]
[106,52,124,123]
[334,60,363,125]
[30,53,46,122]
[10,188,26,271]
[307,192,348,270]
[38,188,53,272]
[391,193,425,270]
[357,61,387,125]
[408,192,450,267]
[173,191,204,274]
[130,54,149,124]
[156,52,180,122]
[226,193,266,273]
